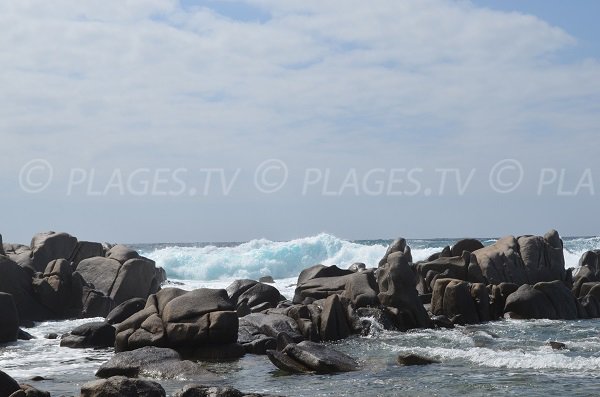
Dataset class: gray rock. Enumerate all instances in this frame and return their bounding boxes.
[318,294,350,341]
[106,245,140,264]
[96,346,220,381]
[378,238,412,267]
[30,231,78,273]
[81,376,165,397]
[450,239,484,257]
[0,257,51,321]
[60,321,115,349]
[106,298,146,325]
[266,349,313,374]
[282,341,358,373]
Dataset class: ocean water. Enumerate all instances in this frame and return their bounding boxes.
[1,235,599,396]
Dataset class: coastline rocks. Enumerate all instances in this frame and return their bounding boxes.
[504,281,579,320]
[115,288,238,353]
[431,279,490,325]
[296,264,352,286]
[226,280,285,315]
[60,321,115,349]
[267,341,358,374]
[173,384,282,397]
[293,270,379,308]
[473,230,567,285]
[30,231,78,273]
[81,376,165,397]
[106,298,146,325]
[0,256,51,321]
[32,259,84,318]
[450,239,484,257]
[0,370,21,396]
[378,238,412,266]
[573,250,600,297]
[0,292,19,343]
[96,346,220,382]
[415,252,485,294]
[376,252,430,330]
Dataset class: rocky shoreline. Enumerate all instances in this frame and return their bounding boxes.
[0,230,598,396]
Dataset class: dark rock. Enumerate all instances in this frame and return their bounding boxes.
[282,341,358,373]
[30,231,78,273]
[0,292,19,343]
[60,321,115,349]
[548,341,566,350]
[18,329,34,340]
[0,256,51,321]
[233,282,284,313]
[239,313,303,342]
[163,289,234,323]
[259,276,275,284]
[397,353,440,366]
[266,349,313,374]
[81,286,113,318]
[110,258,160,305]
[376,252,430,329]
[379,238,412,267]
[106,298,146,325]
[76,257,122,295]
[431,315,454,329]
[319,294,350,341]
[45,333,58,339]
[81,376,165,397]
[293,271,379,309]
[32,258,83,318]
[451,239,484,256]
[0,370,21,397]
[504,284,556,319]
[96,346,220,381]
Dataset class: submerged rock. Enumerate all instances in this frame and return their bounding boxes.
[60,321,115,349]
[397,353,440,366]
[267,341,358,374]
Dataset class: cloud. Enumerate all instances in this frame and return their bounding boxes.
[0,0,599,240]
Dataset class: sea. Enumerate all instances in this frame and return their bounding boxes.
[1,234,600,396]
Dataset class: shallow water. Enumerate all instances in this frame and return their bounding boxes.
[3,318,600,396]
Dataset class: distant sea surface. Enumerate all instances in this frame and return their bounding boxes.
[1,235,599,396]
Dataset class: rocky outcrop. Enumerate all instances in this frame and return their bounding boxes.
[172,384,282,397]
[0,371,50,397]
[416,252,485,294]
[115,288,238,353]
[377,252,430,330]
[81,376,166,397]
[430,279,490,325]
[474,230,567,285]
[106,298,146,325]
[573,250,600,298]
[96,346,220,382]
[30,231,78,273]
[378,238,412,266]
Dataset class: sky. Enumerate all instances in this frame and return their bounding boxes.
[1,0,599,244]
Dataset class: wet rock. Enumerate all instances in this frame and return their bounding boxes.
[80,376,165,397]
[45,333,58,339]
[96,346,221,381]
[397,353,440,366]
[504,281,579,320]
[0,292,19,343]
[548,341,567,350]
[60,321,115,349]
[431,315,454,329]
[0,256,51,321]
[17,384,50,397]
[17,329,34,340]
[348,263,366,273]
[259,276,275,284]
[266,349,313,374]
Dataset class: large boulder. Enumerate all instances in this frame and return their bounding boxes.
[504,281,579,320]
[318,294,351,341]
[267,341,358,374]
[376,252,430,329]
[115,288,238,352]
[474,230,566,285]
[0,370,21,397]
[431,279,489,324]
[96,346,220,381]
[70,241,105,266]
[0,292,19,343]
[30,231,78,273]
[296,264,353,286]
[106,298,146,325]
[226,280,284,315]
[60,321,115,349]
[293,271,379,308]
[416,252,484,294]
[573,250,600,297]
[81,376,165,397]
[451,238,484,257]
